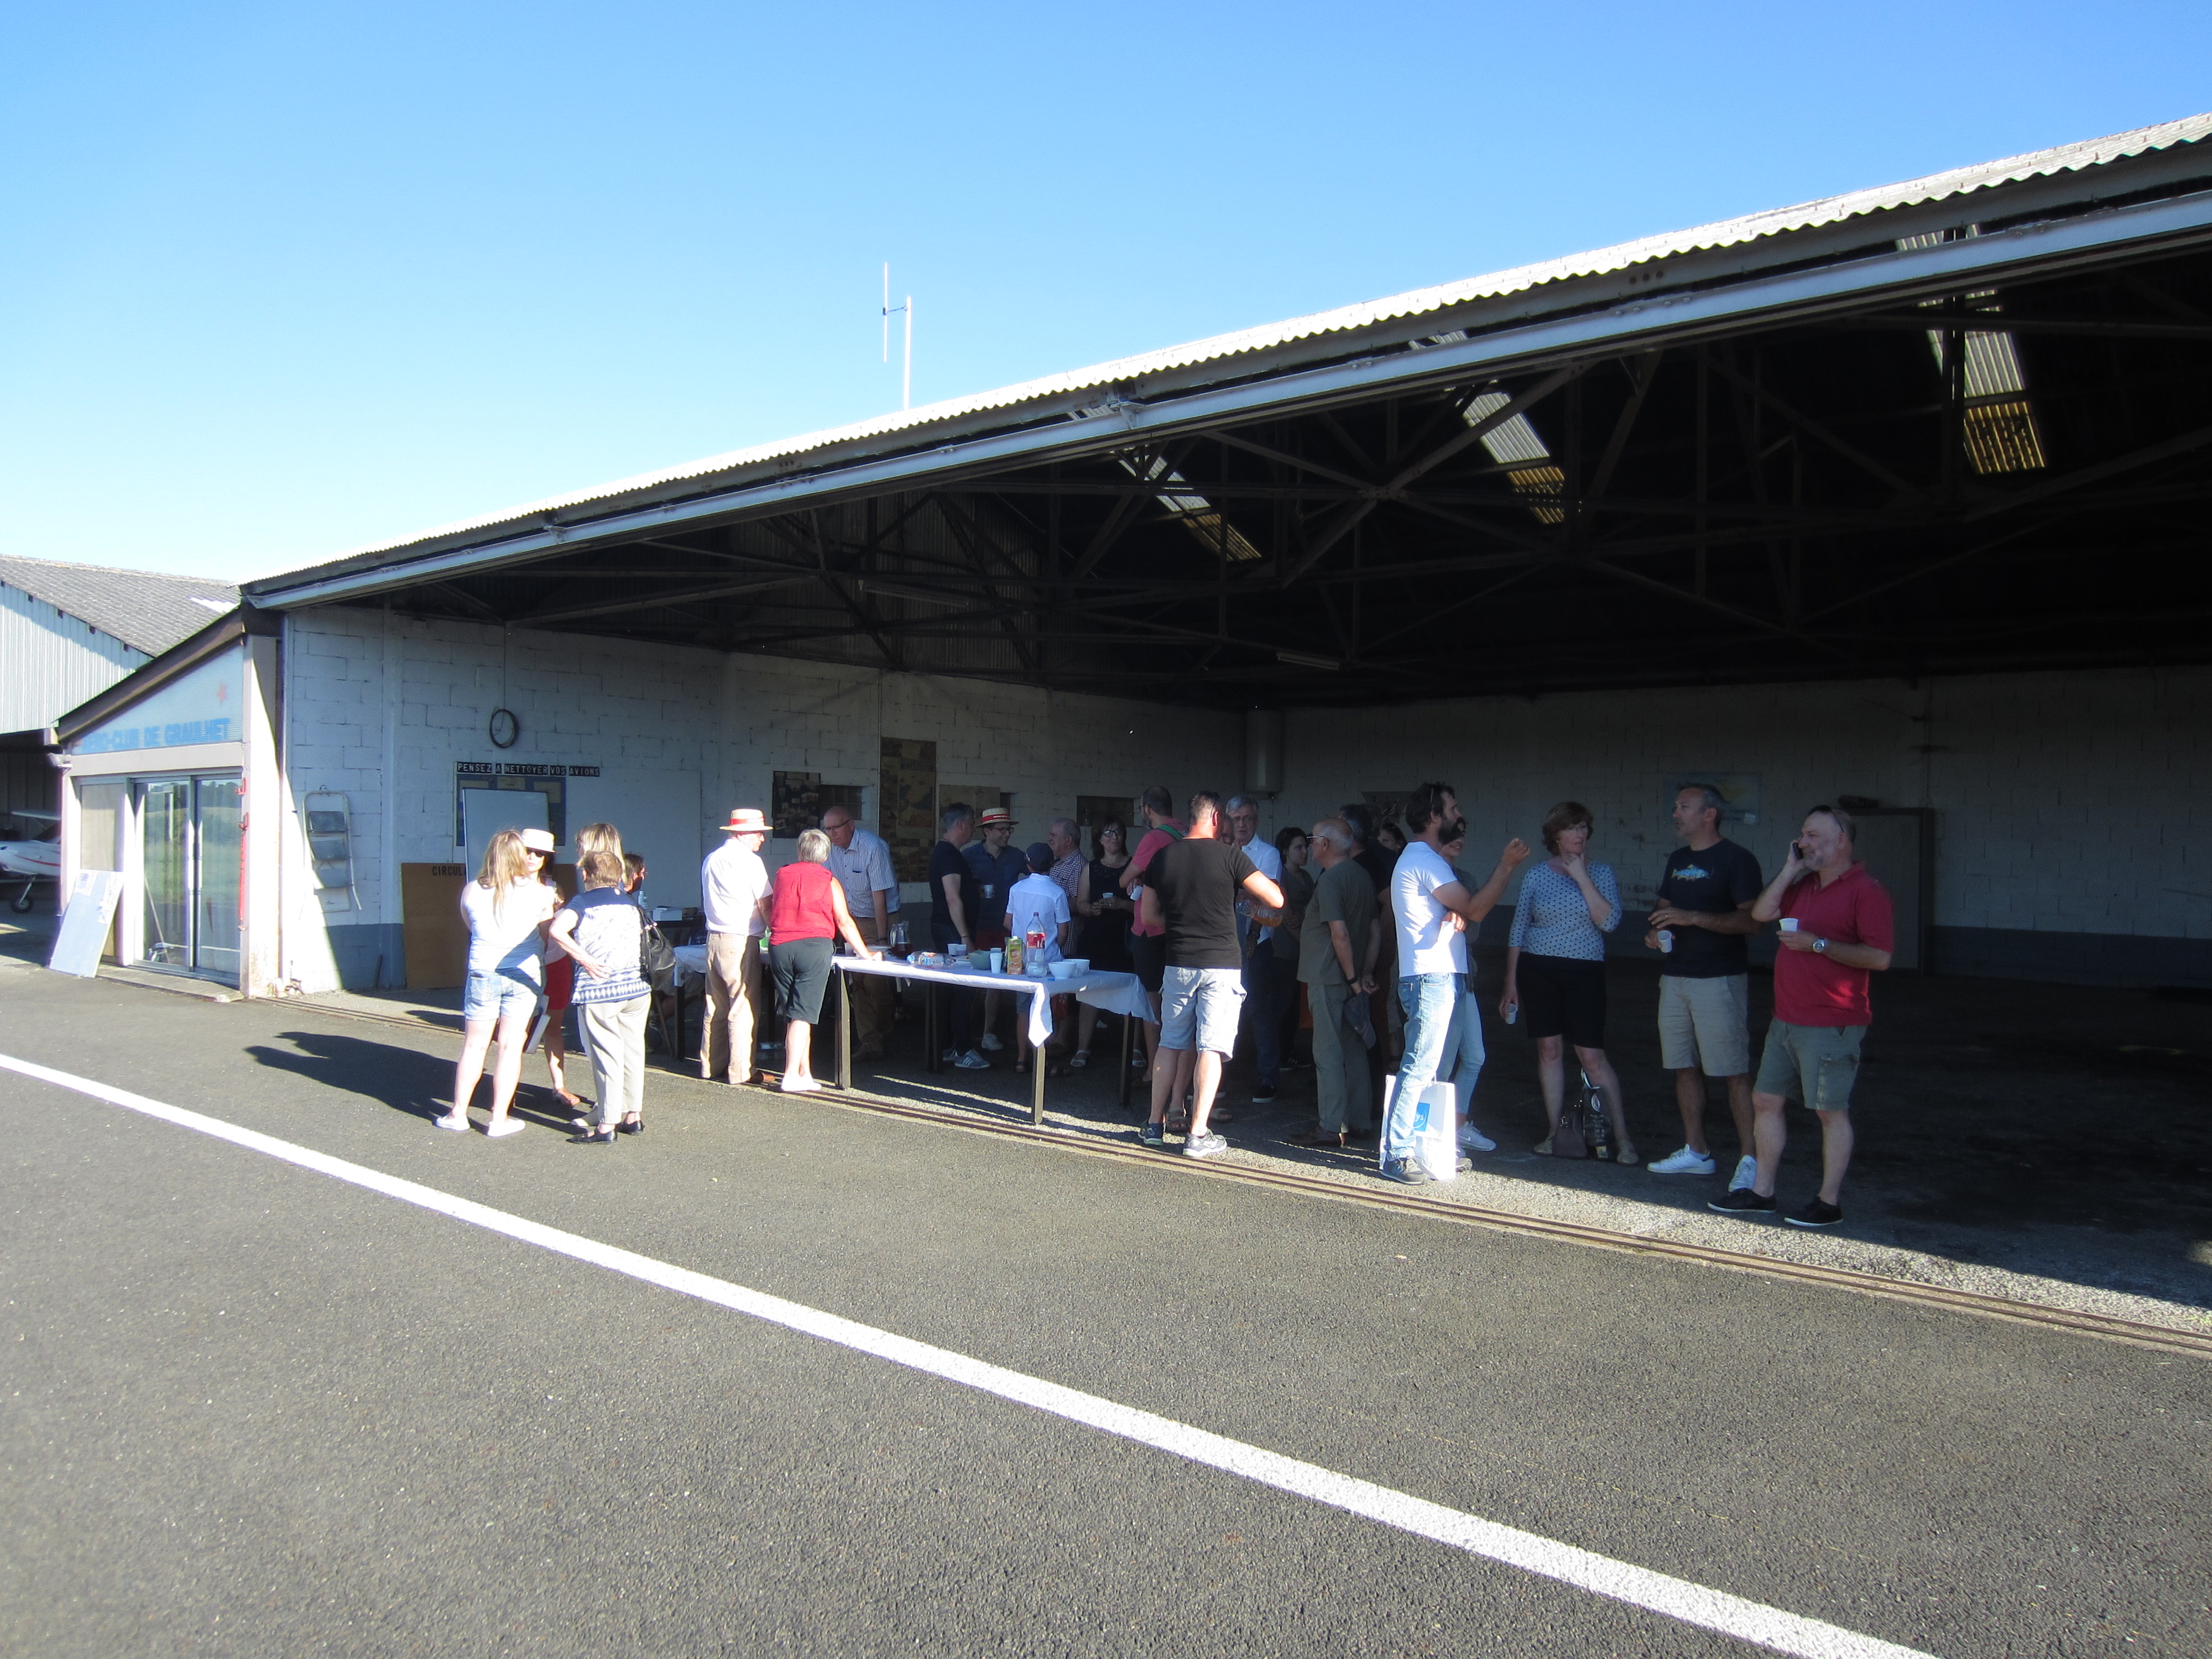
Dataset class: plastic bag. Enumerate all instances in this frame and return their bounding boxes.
[1382,1075,1460,1183]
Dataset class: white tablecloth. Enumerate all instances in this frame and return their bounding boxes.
[672,943,709,985]
[832,957,1147,1050]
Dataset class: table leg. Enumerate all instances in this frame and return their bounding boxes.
[925,984,941,1073]
[836,967,853,1092]
[1118,1010,1134,1112]
[1031,989,1047,1128]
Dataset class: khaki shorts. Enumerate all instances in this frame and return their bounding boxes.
[1657,973,1750,1076]
[1754,1019,1866,1113]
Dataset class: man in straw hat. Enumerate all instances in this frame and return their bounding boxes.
[701,807,773,1086]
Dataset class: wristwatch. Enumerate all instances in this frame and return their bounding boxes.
[1814,938,1829,953]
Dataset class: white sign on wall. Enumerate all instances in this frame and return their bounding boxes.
[71,648,244,755]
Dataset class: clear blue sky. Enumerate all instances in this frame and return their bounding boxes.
[4,2,2205,581]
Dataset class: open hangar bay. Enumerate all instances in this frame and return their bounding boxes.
[221,115,2212,1001]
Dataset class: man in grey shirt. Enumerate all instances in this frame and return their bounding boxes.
[1291,818,1380,1147]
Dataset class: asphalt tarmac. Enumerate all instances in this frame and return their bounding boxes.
[2,964,2206,1657]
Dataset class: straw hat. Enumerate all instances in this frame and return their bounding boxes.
[978,806,1016,830]
[723,807,769,834]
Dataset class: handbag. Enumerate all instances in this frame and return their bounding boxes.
[638,913,677,989]
[1549,1098,1588,1159]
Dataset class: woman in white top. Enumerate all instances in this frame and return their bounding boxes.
[440,827,559,1137]
[550,849,651,1144]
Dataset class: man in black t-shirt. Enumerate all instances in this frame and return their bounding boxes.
[1644,785,1763,1185]
[1136,792,1284,1160]
[928,803,989,1070]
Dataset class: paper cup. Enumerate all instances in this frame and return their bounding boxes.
[1778,918,1800,932]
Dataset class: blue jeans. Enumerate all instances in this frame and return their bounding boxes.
[1241,937,1290,1086]
[1386,972,1462,1161]
[1442,986,1488,1118]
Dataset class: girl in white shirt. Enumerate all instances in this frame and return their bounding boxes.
[439,827,559,1137]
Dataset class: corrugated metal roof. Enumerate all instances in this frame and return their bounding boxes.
[268,112,2212,581]
[0,556,239,658]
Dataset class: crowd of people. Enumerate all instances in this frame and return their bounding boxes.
[445,778,1895,1227]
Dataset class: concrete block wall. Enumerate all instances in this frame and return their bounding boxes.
[1267,664,2212,984]
[278,607,2205,992]
[279,607,1243,991]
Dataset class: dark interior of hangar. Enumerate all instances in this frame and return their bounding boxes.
[374,241,2212,707]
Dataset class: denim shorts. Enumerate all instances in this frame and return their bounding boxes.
[1159,965,1245,1056]
[463,968,542,1024]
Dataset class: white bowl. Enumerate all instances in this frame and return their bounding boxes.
[1048,958,1088,980]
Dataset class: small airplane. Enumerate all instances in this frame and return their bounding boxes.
[1,810,61,913]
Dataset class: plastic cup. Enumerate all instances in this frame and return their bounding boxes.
[989,948,1004,973]
[1658,929,1674,953]
[1779,918,1800,933]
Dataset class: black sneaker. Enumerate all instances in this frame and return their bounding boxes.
[1787,1197,1844,1228]
[1251,1085,1277,1104]
[1138,1121,1165,1149]
[1708,1187,1777,1215]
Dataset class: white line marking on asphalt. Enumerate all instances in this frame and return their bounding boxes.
[2,1050,1936,1659]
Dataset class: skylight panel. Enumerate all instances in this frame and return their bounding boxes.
[1464,390,1566,523]
[1899,229,2048,473]
[1119,456,1261,561]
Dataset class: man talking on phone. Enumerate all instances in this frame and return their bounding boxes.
[1711,806,1893,1228]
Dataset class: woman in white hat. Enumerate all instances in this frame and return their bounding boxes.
[441,826,560,1136]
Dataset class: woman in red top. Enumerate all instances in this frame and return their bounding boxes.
[767,827,879,1093]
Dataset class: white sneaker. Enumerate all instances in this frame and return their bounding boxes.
[953,1050,991,1070]
[484,1118,526,1139]
[1457,1125,1497,1152]
[1650,1146,1718,1176]
[1730,1154,1759,1191]
[979,1032,1004,1051]
[433,1112,469,1133]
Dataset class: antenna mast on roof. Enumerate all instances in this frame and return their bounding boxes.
[882,263,912,411]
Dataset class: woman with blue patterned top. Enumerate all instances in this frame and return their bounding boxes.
[1501,801,1638,1164]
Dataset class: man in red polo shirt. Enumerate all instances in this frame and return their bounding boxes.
[1710,805,1893,1228]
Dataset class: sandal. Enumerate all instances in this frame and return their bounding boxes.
[1069,1050,1091,1069]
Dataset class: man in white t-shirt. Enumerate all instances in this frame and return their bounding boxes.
[700,806,773,1086]
[1224,795,1288,1104]
[823,805,900,1060]
[1381,782,1529,1184]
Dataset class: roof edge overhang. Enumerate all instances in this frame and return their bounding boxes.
[53,606,270,745]
[249,178,2212,614]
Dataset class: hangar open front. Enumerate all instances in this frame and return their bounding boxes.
[50,116,2212,1001]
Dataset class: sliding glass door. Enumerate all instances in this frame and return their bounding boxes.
[137,774,241,983]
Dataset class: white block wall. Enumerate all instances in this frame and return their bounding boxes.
[278,607,1244,992]
[276,606,2209,992]
[1270,665,2211,947]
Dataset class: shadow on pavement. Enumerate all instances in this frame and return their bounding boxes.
[248,1028,583,1134]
